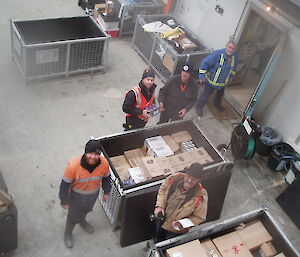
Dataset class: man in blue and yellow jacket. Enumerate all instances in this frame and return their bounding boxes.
[196,40,238,117]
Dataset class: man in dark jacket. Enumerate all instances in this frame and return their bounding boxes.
[158,63,198,124]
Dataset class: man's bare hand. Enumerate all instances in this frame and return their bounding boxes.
[102,194,109,202]
[61,204,69,209]
[154,206,164,217]
[178,108,187,118]
[142,109,151,121]
[172,221,183,231]
[159,102,165,111]
[199,79,204,84]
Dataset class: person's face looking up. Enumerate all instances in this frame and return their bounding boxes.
[226,42,236,56]
[181,71,191,84]
[142,77,155,89]
[85,152,100,165]
[183,173,200,191]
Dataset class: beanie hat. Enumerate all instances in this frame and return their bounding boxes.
[183,162,204,179]
[142,69,155,79]
[84,139,102,154]
[181,62,193,74]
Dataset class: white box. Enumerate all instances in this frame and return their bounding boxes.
[144,136,174,157]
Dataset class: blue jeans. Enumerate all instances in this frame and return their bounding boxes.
[155,224,180,242]
[196,83,224,110]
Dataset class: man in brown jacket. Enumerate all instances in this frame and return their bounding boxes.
[154,163,208,242]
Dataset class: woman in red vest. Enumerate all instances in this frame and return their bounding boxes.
[122,69,157,130]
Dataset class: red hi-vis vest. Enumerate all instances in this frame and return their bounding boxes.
[125,85,155,120]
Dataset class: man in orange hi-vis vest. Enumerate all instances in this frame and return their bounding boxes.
[59,139,110,248]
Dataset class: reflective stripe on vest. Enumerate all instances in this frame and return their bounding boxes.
[125,85,155,120]
[72,187,100,195]
[206,54,235,87]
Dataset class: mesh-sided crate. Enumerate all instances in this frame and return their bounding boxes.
[11,16,109,83]
[115,0,162,37]
[132,14,211,83]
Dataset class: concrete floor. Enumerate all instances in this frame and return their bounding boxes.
[0,1,299,257]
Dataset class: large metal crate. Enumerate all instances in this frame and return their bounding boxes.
[11,16,109,83]
[148,208,300,257]
[115,0,162,37]
[132,14,211,83]
[96,120,231,247]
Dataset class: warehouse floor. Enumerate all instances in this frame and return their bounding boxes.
[0,1,299,257]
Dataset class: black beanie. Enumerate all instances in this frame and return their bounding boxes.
[142,69,155,79]
[183,163,204,179]
[84,139,102,154]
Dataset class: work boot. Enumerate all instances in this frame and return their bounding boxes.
[80,216,94,233]
[64,221,75,248]
[214,104,225,112]
[196,108,203,117]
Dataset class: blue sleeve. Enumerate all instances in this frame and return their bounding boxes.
[198,50,219,80]
[102,174,111,194]
[59,180,71,205]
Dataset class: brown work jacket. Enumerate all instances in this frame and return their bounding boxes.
[156,172,208,233]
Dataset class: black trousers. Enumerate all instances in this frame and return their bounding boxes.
[196,83,224,110]
[155,223,180,243]
[67,190,99,225]
[124,116,147,131]
[158,108,182,124]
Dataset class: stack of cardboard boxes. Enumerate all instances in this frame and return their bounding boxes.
[164,220,285,257]
[109,130,214,185]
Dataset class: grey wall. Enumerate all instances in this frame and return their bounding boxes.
[174,0,247,49]
[255,28,300,153]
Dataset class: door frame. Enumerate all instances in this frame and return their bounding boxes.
[225,1,289,117]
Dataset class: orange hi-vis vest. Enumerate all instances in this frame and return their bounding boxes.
[125,85,155,120]
[62,156,110,195]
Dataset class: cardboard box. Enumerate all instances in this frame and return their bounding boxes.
[174,35,197,52]
[162,54,175,73]
[124,148,146,168]
[168,152,193,172]
[140,156,175,178]
[236,220,273,250]
[258,242,277,257]
[165,240,208,257]
[109,155,131,181]
[201,238,222,257]
[171,130,192,144]
[189,147,214,165]
[144,136,174,157]
[213,231,253,257]
[163,135,180,153]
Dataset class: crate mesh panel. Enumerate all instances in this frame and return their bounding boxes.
[99,181,122,226]
[132,14,210,82]
[133,21,154,60]
[69,40,105,71]
[26,45,67,77]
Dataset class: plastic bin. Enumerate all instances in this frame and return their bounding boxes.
[256,127,281,156]
[267,143,295,171]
